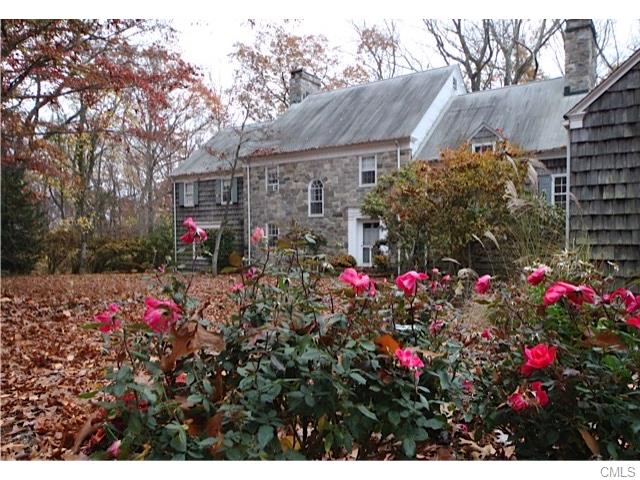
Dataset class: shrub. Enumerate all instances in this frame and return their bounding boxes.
[1,164,46,273]
[361,143,562,276]
[42,223,79,273]
[329,254,357,269]
[469,255,640,459]
[89,238,153,273]
[77,220,466,460]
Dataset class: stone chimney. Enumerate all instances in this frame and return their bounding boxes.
[289,68,321,104]
[564,19,597,96]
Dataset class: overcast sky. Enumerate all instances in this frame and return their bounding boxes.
[171,18,640,92]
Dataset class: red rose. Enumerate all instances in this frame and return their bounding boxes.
[521,343,557,376]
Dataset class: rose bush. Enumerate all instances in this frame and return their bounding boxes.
[78,220,468,460]
[78,218,639,460]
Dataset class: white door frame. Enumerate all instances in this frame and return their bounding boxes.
[347,208,386,267]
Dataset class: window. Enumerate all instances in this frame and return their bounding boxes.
[360,155,377,186]
[308,179,324,216]
[266,165,279,192]
[362,221,380,266]
[184,182,195,207]
[221,179,232,205]
[552,174,567,208]
[267,224,279,246]
[471,142,495,153]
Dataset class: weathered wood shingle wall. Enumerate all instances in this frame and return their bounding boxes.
[570,63,640,284]
[173,177,245,271]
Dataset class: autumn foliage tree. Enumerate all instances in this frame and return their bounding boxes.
[1,20,221,272]
[229,20,367,121]
[362,143,532,271]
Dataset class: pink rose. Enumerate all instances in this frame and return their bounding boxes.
[107,439,121,458]
[508,392,528,412]
[604,288,639,314]
[251,226,265,245]
[339,268,375,296]
[442,274,451,284]
[429,319,445,335]
[230,283,244,293]
[474,275,491,294]
[531,381,549,407]
[395,348,424,378]
[245,266,259,280]
[521,343,557,376]
[175,372,188,384]
[480,328,492,340]
[395,271,428,296]
[143,297,181,333]
[180,217,208,244]
[95,303,121,333]
[543,281,596,307]
[462,379,473,394]
[527,265,549,286]
[626,316,640,330]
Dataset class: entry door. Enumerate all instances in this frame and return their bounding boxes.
[361,221,380,266]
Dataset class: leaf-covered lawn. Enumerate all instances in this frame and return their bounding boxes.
[0,273,239,460]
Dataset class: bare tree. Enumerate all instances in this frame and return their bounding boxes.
[424,19,495,91]
[424,19,563,91]
[489,20,563,85]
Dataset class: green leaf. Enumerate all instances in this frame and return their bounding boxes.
[402,437,416,457]
[423,417,445,430]
[257,425,274,449]
[356,405,378,421]
[78,390,98,399]
[349,372,367,385]
[388,411,401,426]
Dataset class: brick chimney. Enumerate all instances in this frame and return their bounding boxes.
[289,68,321,104]
[564,19,597,96]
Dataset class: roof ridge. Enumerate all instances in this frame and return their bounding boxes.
[455,77,565,98]
[304,64,457,99]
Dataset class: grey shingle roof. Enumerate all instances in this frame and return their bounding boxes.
[171,66,457,177]
[171,123,271,177]
[415,77,586,160]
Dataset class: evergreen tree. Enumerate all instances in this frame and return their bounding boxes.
[1,164,47,273]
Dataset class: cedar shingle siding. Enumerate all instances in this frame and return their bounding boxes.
[173,177,245,271]
[569,63,640,284]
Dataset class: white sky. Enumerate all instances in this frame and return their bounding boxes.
[171,18,640,92]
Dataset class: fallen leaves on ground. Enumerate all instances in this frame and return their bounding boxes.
[0,272,238,460]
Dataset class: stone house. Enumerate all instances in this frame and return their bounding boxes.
[171,20,633,274]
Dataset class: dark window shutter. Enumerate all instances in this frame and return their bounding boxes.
[231,178,238,204]
[193,181,199,206]
[178,182,185,207]
[538,175,552,204]
[214,179,221,205]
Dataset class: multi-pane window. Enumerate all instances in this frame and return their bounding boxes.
[309,179,324,216]
[472,142,495,153]
[362,221,380,266]
[552,174,567,208]
[221,179,232,205]
[267,224,279,246]
[184,182,195,207]
[266,166,279,192]
[360,155,377,186]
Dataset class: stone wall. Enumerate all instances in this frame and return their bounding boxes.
[248,148,412,257]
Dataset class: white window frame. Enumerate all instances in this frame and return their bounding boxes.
[266,223,279,246]
[184,182,195,207]
[308,179,324,217]
[471,141,496,153]
[551,173,568,207]
[220,178,232,205]
[361,221,381,267]
[359,155,377,187]
[265,165,279,192]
